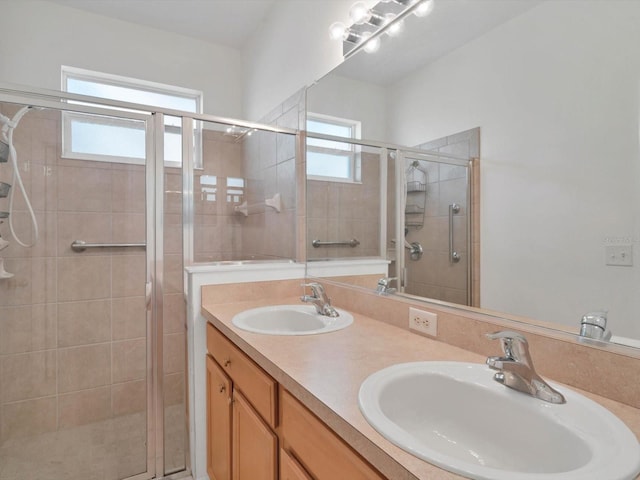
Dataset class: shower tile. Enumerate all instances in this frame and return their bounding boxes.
[31,257,57,305]
[112,296,146,340]
[58,386,111,428]
[439,141,470,160]
[112,338,146,383]
[29,162,58,212]
[111,213,145,246]
[307,182,328,219]
[163,223,182,255]
[112,254,145,297]
[112,168,145,213]
[276,158,296,211]
[58,343,111,393]
[0,304,56,354]
[440,163,467,181]
[441,287,468,305]
[1,350,57,402]
[194,222,221,258]
[57,255,110,302]
[112,380,146,416]
[57,165,112,213]
[164,293,185,335]
[164,372,184,407]
[164,172,182,215]
[163,254,183,294]
[0,257,32,306]
[57,299,111,347]
[163,332,185,375]
[164,404,187,473]
[259,130,277,169]
[57,212,112,256]
[435,251,468,290]
[276,132,296,165]
[438,178,467,217]
[0,396,57,443]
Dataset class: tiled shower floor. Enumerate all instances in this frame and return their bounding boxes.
[1,411,146,480]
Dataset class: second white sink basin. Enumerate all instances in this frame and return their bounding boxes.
[359,362,640,480]
[232,305,353,335]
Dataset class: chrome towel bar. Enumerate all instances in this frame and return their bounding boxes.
[312,238,360,248]
[71,240,146,253]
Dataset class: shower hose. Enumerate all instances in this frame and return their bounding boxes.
[0,105,39,247]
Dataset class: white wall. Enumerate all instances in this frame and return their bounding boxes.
[242,0,354,120]
[307,74,387,139]
[0,0,244,118]
[387,1,640,338]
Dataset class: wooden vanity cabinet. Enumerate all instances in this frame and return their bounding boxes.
[206,355,232,480]
[280,388,385,480]
[206,322,386,480]
[206,324,277,480]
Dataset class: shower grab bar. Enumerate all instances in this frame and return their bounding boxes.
[449,204,461,264]
[71,240,146,253]
[312,238,360,248]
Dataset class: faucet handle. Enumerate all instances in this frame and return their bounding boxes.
[302,282,325,297]
[486,331,531,363]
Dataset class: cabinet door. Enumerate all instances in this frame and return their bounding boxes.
[232,390,277,480]
[280,449,313,480]
[207,355,232,480]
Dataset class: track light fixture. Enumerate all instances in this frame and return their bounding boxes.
[329,0,434,55]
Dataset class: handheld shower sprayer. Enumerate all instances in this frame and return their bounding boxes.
[0,106,39,248]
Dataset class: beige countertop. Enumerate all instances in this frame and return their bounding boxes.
[202,296,640,480]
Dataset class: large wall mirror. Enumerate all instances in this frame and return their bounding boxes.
[305,0,640,351]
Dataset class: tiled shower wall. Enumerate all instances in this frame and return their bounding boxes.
[240,90,304,261]
[307,149,382,260]
[192,128,244,262]
[402,128,479,305]
[192,91,303,264]
[0,103,186,476]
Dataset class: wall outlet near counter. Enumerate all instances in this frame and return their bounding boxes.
[409,307,438,336]
[605,245,633,266]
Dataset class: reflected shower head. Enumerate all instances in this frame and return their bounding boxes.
[0,139,8,163]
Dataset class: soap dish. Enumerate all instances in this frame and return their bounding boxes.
[0,182,10,198]
[0,212,8,219]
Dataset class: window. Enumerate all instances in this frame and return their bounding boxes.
[62,66,202,167]
[306,113,361,182]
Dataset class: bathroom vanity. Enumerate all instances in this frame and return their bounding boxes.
[201,281,640,480]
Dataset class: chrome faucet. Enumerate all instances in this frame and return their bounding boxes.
[486,331,566,404]
[579,311,612,342]
[376,277,397,295]
[301,282,339,317]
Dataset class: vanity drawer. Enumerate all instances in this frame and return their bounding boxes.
[207,323,277,428]
[280,388,385,480]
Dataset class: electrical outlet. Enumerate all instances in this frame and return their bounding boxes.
[409,307,437,336]
[605,245,633,266]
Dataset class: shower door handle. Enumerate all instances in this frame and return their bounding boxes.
[449,203,461,264]
[145,281,153,311]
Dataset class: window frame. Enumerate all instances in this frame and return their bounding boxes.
[306,112,362,183]
[61,66,203,168]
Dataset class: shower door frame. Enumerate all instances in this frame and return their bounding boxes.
[0,87,171,480]
[394,148,473,305]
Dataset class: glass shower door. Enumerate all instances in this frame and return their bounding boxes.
[0,101,154,480]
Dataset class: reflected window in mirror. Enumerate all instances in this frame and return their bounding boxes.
[307,113,361,183]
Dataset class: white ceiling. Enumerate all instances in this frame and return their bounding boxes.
[46,0,277,49]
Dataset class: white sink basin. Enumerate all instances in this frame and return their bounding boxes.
[359,362,640,480]
[232,305,353,335]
